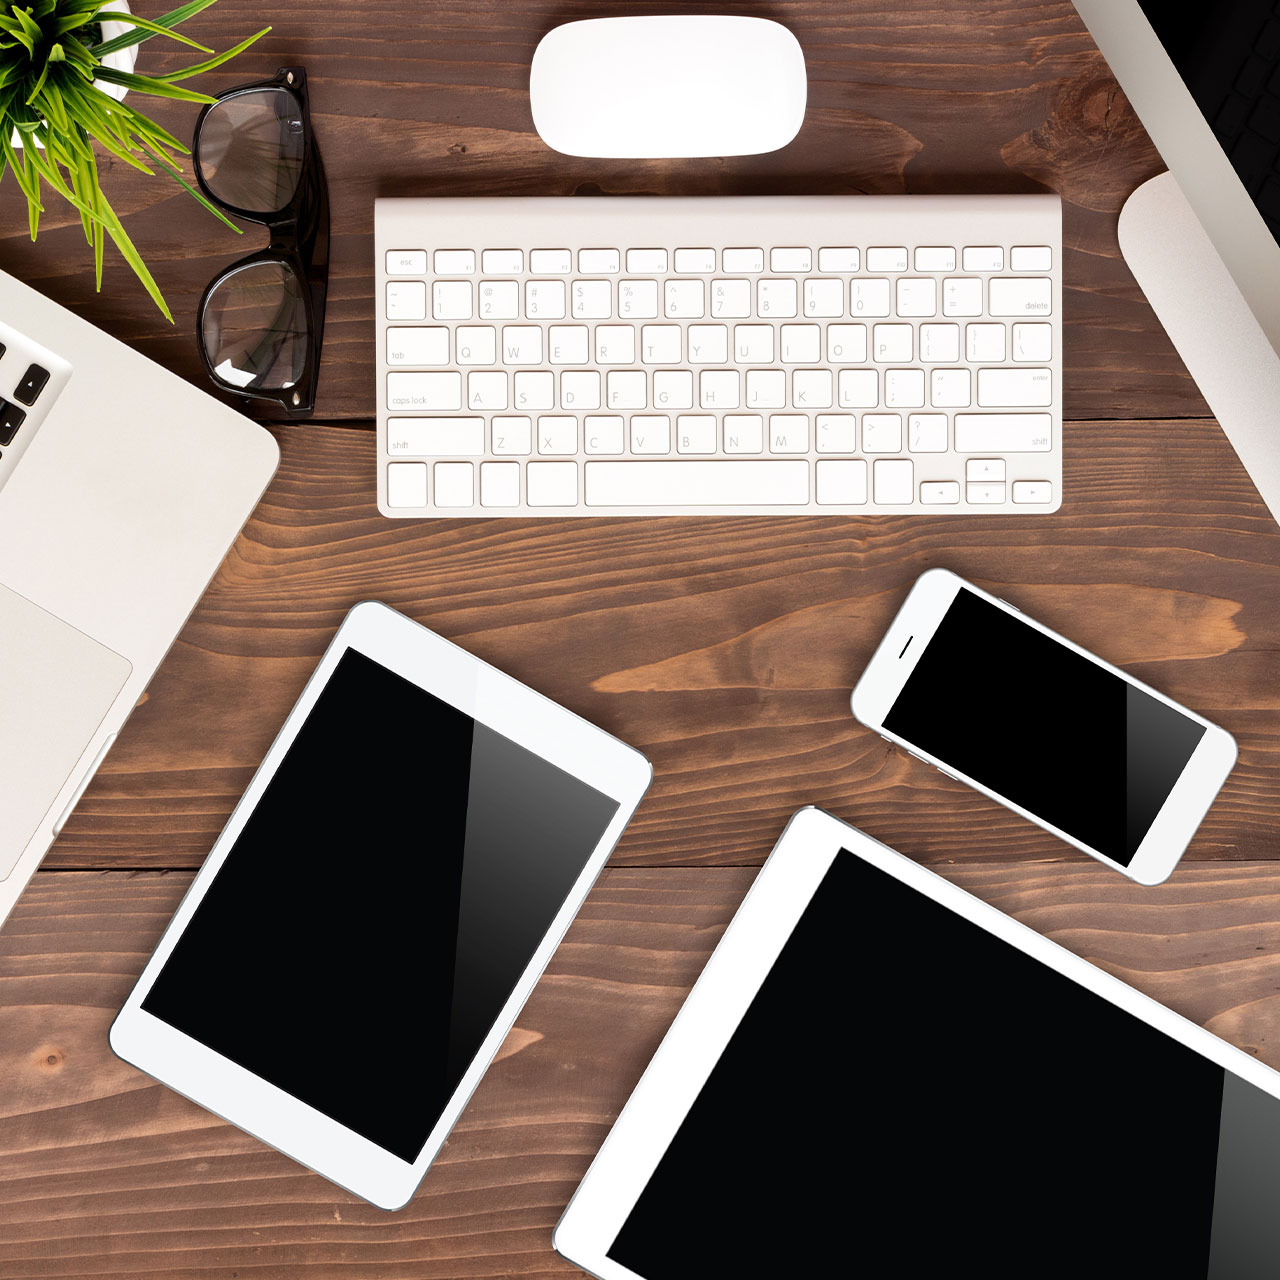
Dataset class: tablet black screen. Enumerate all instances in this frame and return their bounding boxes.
[142,648,619,1163]
[607,850,1280,1277]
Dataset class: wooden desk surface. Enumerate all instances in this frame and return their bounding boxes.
[3,1,1279,1274]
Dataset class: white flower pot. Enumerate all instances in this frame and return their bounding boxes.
[12,1,138,148]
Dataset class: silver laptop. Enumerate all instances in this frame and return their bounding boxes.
[1074,0,1280,519]
[0,268,278,929]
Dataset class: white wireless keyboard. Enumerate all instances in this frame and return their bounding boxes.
[375,196,1062,517]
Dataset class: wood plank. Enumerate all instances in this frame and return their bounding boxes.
[4,862,1280,1277]
[45,415,1280,870]
[0,0,1203,422]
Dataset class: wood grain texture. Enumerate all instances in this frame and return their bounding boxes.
[0,0,1201,421]
[5,862,1280,1279]
[46,414,1280,871]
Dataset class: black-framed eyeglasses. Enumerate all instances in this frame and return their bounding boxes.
[193,66,329,419]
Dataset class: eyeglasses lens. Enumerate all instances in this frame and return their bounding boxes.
[202,260,309,392]
[197,86,305,213]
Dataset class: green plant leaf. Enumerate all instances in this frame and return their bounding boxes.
[92,66,215,102]
[89,0,219,57]
[150,26,269,81]
[142,144,241,232]
[88,11,212,53]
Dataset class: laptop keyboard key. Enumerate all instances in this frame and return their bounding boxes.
[14,364,48,405]
[0,399,26,445]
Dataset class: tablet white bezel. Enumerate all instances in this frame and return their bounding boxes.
[850,568,1237,885]
[554,806,1280,1280]
[110,600,652,1211]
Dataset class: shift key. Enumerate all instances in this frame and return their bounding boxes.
[955,413,1052,452]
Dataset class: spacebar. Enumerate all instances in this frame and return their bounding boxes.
[585,460,810,506]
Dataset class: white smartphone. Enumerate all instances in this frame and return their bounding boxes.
[850,569,1236,884]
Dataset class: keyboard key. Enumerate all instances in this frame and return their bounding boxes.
[386,462,427,508]
[387,327,449,366]
[1012,322,1053,362]
[914,247,955,271]
[867,247,908,272]
[654,370,694,409]
[480,461,520,507]
[988,277,1052,317]
[838,369,878,408]
[608,370,647,409]
[387,416,484,456]
[595,324,636,363]
[434,461,474,507]
[771,247,812,271]
[966,323,1006,362]
[1013,480,1054,503]
[723,247,765,273]
[826,324,867,363]
[976,367,1052,407]
[561,370,601,409]
[526,279,566,318]
[818,247,860,272]
[619,279,659,318]
[850,279,891,316]
[780,324,821,363]
[455,325,496,364]
[723,414,764,453]
[675,248,716,273]
[908,413,947,452]
[919,323,959,363]
[746,369,786,408]
[955,413,1052,452]
[434,249,475,274]
[700,369,739,408]
[502,326,544,365]
[432,281,472,320]
[963,246,1004,271]
[942,278,982,316]
[804,279,844,317]
[467,370,507,410]
[967,481,1006,504]
[794,369,832,408]
[768,414,808,453]
[931,368,971,407]
[816,413,855,453]
[677,415,718,453]
[585,460,809,506]
[579,248,620,273]
[688,325,729,364]
[896,278,937,317]
[862,414,902,453]
[573,279,613,318]
[386,249,426,274]
[641,325,682,363]
[483,249,524,273]
[665,279,705,318]
[478,280,519,319]
[585,415,625,454]
[734,324,774,363]
[627,248,669,272]
[386,281,426,320]
[514,370,553,410]
[873,459,913,504]
[921,481,960,504]
[527,461,578,505]
[872,324,912,363]
[816,459,868,504]
[966,458,1006,482]
[630,414,671,454]
[1010,245,1052,271]
[711,279,752,318]
[531,249,572,273]
[548,325,589,364]
[758,278,798,317]
[0,399,26,445]
[492,415,533,454]
[538,415,578,454]
[387,371,462,411]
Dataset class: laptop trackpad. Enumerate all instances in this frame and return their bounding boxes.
[0,583,131,878]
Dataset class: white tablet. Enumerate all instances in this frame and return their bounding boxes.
[556,807,1280,1277]
[111,601,651,1211]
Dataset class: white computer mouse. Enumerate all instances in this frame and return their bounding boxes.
[529,15,807,159]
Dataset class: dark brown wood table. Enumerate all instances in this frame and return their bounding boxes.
[3,1,1279,1274]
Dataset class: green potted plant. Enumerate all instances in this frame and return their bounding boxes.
[0,0,270,319]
